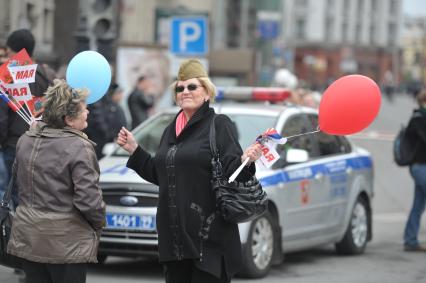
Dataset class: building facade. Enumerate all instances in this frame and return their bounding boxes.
[0,0,56,61]
[281,0,402,89]
[0,0,405,89]
[401,16,426,87]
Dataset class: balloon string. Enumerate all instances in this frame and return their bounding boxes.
[286,128,321,140]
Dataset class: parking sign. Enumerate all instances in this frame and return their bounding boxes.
[170,16,208,56]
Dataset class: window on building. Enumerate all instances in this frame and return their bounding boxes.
[295,0,308,8]
[355,24,362,43]
[226,0,241,47]
[26,3,36,27]
[295,18,306,40]
[343,0,350,17]
[247,2,256,48]
[355,0,364,43]
[359,0,364,12]
[415,52,421,62]
[43,8,53,44]
[388,23,396,46]
[342,22,348,43]
[325,17,334,42]
[0,0,11,36]
[371,0,377,11]
[390,0,397,14]
[369,25,375,45]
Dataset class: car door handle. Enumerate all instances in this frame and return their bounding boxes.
[314,172,324,181]
[346,167,353,175]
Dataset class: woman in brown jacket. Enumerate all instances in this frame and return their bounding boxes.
[7,79,106,283]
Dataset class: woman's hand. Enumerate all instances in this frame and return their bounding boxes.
[117,127,138,155]
[241,143,263,164]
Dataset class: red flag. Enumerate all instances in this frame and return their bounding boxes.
[0,49,33,84]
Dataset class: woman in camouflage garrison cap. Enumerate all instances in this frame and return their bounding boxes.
[117,59,262,282]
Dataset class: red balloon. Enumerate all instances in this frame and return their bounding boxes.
[319,75,381,135]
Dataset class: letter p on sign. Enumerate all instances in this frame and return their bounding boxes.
[170,16,208,56]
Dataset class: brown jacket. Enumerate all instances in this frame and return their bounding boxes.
[7,122,106,263]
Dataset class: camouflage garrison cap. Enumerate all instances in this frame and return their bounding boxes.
[177,59,207,81]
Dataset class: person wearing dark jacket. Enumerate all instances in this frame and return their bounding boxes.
[403,90,426,252]
[117,59,262,282]
[85,83,127,159]
[0,29,52,195]
[85,98,111,159]
[128,76,154,129]
[105,83,127,139]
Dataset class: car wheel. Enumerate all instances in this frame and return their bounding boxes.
[335,196,369,255]
[97,254,108,264]
[240,212,275,278]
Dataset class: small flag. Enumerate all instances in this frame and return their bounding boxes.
[256,128,288,168]
[229,128,288,182]
[257,128,288,145]
[0,93,19,112]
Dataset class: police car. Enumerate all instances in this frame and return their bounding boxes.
[97,87,374,278]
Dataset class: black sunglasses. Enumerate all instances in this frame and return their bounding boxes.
[175,84,203,93]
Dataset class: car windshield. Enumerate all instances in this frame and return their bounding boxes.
[226,114,277,149]
[113,112,277,156]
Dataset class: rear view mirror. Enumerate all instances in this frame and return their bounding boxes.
[286,148,309,163]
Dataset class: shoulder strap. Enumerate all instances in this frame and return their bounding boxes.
[209,114,218,158]
[1,161,16,207]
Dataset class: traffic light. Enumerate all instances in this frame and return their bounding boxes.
[90,0,118,40]
[75,0,119,60]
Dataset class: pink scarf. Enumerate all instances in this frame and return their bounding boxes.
[175,111,187,137]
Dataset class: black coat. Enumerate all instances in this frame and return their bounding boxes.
[127,101,255,278]
[407,108,426,164]
[85,96,127,159]
[127,88,154,129]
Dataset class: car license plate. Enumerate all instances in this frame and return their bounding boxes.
[106,213,156,231]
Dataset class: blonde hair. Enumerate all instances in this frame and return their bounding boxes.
[42,79,89,128]
[172,76,217,103]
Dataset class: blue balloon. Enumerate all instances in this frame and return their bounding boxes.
[66,51,111,104]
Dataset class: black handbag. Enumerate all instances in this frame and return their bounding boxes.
[0,163,22,269]
[209,115,268,223]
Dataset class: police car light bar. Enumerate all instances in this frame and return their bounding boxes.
[216,87,291,103]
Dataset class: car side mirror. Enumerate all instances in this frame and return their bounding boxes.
[102,142,117,156]
[286,148,309,163]
[272,147,309,169]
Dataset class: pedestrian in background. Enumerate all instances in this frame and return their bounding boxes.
[403,89,426,252]
[0,29,53,200]
[383,70,395,102]
[117,59,262,282]
[128,76,154,129]
[7,79,106,283]
[105,83,127,139]
[85,97,112,159]
[85,83,127,159]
